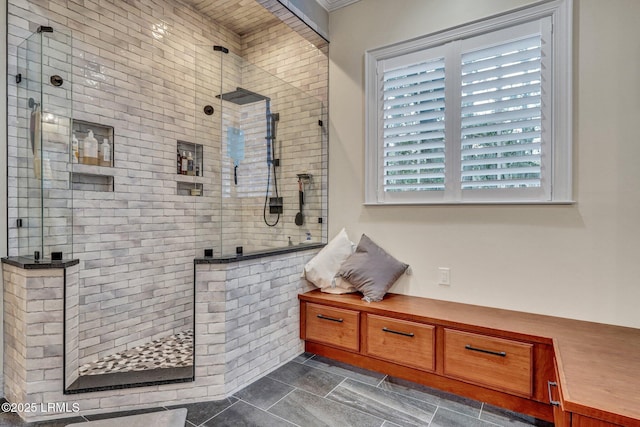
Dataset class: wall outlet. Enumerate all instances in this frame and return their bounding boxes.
[438,267,451,286]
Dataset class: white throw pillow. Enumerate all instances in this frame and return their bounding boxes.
[303,228,356,293]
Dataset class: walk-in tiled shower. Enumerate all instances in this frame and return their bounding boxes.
[4,0,328,408]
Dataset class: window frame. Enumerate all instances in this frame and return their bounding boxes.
[364,0,573,205]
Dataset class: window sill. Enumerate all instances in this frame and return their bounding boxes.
[363,200,576,206]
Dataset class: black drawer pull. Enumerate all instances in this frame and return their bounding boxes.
[465,344,506,357]
[382,327,414,337]
[317,314,343,323]
[547,380,561,407]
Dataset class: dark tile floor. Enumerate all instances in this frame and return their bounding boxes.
[0,353,553,427]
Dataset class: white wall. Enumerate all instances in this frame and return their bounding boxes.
[328,0,640,328]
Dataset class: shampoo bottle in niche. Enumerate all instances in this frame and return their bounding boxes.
[100,138,111,166]
[181,151,188,175]
[187,152,194,176]
[82,130,98,165]
[71,133,79,163]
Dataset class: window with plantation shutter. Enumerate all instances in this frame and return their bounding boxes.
[460,34,543,191]
[365,0,572,204]
[382,53,446,194]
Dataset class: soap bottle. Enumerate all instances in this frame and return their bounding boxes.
[100,138,111,167]
[83,130,98,165]
[187,152,194,176]
[181,151,188,175]
[71,133,79,163]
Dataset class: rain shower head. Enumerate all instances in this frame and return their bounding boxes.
[216,86,277,164]
[216,87,269,105]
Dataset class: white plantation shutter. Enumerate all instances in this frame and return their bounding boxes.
[381,53,446,196]
[365,1,571,204]
[459,21,550,198]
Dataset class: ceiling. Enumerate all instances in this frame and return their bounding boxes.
[315,0,361,12]
[180,0,281,36]
[181,0,360,37]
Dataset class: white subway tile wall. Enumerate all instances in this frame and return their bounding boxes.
[2,247,319,421]
[2,264,71,416]
[65,263,80,389]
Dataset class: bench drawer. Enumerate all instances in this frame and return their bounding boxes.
[305,303,359,352]
[444,328,533,397]
[365,314,435,371]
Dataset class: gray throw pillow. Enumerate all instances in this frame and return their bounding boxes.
[336,234,409,302]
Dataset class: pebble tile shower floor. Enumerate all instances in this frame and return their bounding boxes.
[0,353,552,427]
[78,330,193,376]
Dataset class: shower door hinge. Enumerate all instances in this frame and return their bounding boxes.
[318,120,323,127]
[15,74,22,84]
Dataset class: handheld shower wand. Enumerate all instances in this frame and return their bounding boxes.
[266,100,273,165]
[264,101,280,227]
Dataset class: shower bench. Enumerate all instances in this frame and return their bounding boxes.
[299,289,640,427]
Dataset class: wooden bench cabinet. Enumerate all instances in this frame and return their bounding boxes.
[548,366,623,427]
[299,290,553,422]
[548,364,571,427]
[571,414,623,427]
[299,290,640,427]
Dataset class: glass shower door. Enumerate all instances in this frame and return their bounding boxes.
[194,47,327,258]
[193,44,225,258]
[14,27,74,259]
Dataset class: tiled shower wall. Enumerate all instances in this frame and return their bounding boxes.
[2,248,320,422]
[7,0,327,370]
[199,251,318,395]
